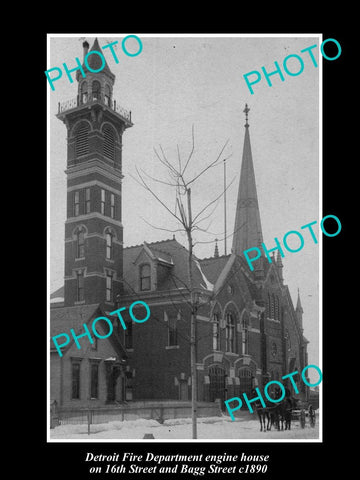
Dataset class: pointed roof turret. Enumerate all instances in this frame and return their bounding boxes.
[76,37,116,83]
[232,105,264,257]
[296,288,303,314]
[214,239,219,258]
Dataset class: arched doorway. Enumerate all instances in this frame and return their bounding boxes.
[238,367,253,397]
[209,365,226,405]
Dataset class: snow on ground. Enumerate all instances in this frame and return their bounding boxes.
[50,415,320,441]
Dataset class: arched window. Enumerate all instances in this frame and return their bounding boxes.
[80,81,88,104]
[225,311,236,353]
[140,264,151,291]
[105,230,113,259]
[212,311,220,351]
[75,122,90,158]
[241,311,249,355]
[76,227,85,258]
[104,84,111,106]
[92,80,101,101]
[103,124,116,161]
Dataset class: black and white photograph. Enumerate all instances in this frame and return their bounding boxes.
[47,34,324,446]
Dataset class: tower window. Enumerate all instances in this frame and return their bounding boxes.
[104,84,111,106]
[76,228,85,258]
[100,189,106,215]
[76,270,84,302]
[110,193,115,218]
[85,188,91,214]
[106,271,113,302]
[103,125,116,161]
[80,81,88,104]
[225,312,236,353]
[140,264,151,291]
[92,80,101,101]
[75,123,90,158]
[105,230,113,259]
[74,191,80,217]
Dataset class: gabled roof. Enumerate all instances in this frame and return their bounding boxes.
[50,303,127,358]
[50,303,100,339]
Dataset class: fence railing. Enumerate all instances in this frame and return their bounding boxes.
[50,400,221,429]
[57,94,132,123]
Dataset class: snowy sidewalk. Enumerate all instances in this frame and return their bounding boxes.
[50,415,320,441]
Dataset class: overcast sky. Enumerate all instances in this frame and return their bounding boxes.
[48,34,321,370]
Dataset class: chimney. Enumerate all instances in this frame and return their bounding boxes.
[83,40,90,60]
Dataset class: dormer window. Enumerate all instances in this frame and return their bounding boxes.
[140,264,151,291]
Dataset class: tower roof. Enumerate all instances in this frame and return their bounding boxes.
[296,288,303,313]
[232,105,263,255]
[77,37,116,83]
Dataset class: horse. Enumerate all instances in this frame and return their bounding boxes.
[253,400,271,432]
[251,387,295,432]
[266,387,295,431]
[254,401,271,432]
[278,396,294,430]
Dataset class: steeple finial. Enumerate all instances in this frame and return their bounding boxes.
[214,238,219,258]
[244,103,250,127]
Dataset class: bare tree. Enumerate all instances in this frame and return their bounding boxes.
[131,126,234,439]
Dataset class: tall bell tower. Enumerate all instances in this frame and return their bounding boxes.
[57,38,133,308]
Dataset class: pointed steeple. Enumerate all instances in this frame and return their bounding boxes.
[276,249,284,284]
[76,37,116,84]
[214,239,219,258]
[296,288,303,314]
[296,288,304,331]
[232,105,264,257]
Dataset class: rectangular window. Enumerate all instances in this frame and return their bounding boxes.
[106,271,113,302]
[74,191,80,217]
[110,193,115,219]
[90,363,99,399]
[168,317,178,346]
[85,188,91,214]
[140,264,151,291]
[100,189,106,215]
[71,362,81,399]
[76,270,84,302]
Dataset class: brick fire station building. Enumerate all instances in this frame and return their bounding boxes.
[50,38,309,409]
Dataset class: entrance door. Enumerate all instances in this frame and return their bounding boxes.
[179,380,188,401]
[239,368,252,397]
[209,365,225,405]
